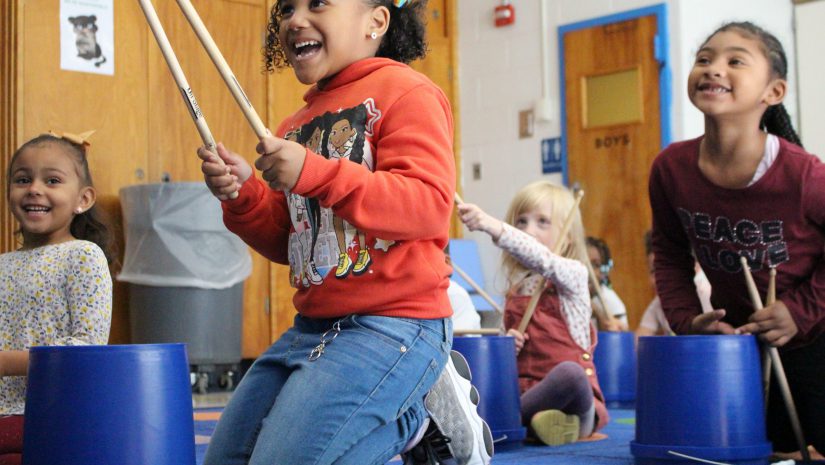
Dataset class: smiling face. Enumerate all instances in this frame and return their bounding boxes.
[276,0,387,85]
[687,30,782,119]
[8,143,95,249]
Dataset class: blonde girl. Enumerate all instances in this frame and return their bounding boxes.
[458,180,608,446]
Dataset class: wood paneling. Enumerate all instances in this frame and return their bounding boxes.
[17,0,151,343]
[0,0,20,254]
[2,0,460,357]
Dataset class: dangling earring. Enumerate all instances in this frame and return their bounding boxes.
[370,32,378,40]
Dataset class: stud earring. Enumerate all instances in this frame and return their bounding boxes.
[370,32,377,40]
[75,208,84,214]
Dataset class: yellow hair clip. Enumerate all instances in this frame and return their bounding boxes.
[393,0,408,7]
[48,130,95,147]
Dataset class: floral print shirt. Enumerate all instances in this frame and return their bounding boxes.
[0,240,112,414]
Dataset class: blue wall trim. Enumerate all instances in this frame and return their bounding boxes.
[556,3,672,186]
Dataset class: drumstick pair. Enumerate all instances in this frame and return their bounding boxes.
[740,258,809,462]
[138,0,269,198]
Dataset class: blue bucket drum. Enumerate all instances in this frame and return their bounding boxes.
[452,335,527,447]
[23,343,195,465]
[631,335,772,465]
[593,331,636,407]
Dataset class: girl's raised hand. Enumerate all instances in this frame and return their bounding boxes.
[457,203,504,240]
[735,300,798,347]
[506,328,529,355]
[255,135,307,191]
[690,309,736,335]
[198,142,252,200]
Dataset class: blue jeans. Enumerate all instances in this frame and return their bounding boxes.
[204,314,451,465]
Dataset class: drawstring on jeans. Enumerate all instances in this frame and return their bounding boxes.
[309,319,343,361]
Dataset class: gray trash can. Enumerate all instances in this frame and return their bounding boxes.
[118,182,252,392]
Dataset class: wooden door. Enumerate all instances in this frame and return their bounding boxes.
[563,15,661,328]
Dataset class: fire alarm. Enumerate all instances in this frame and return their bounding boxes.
[494,2,515,27]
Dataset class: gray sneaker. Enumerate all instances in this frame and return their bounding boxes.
[403,351,494,465]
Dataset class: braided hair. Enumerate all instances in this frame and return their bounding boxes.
[703,22,802,147]
[264,0,428,73]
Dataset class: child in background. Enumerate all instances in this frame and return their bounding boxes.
[586,237,629,331]
[197,1,492,464]
[458,181,608,446]
[0,133,113,465]
[649,21,825,455]
[636,230,712,338]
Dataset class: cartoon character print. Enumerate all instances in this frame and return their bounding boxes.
[325,106,375,278]
[285,102,390,288]
[68,15,107,67]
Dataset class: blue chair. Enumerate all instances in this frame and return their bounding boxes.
[448,239,504,314]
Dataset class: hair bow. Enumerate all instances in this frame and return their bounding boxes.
[48,130,95,147]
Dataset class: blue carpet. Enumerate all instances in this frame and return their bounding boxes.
[194,408,637,465]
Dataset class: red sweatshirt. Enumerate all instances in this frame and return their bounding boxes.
[222,58,455,319]
[649,136,825,349]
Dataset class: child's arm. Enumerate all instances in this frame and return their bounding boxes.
[61,243,112,346]
[279,85,455,241]
[649,160,713,334]
[456,203,503,240]
[737,161,825,346]
[0,351,28,377]
[199,142,291,263]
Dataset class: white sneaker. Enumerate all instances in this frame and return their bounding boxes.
[403,350,494,465]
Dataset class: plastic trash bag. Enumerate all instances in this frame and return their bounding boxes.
[117,182,251,289]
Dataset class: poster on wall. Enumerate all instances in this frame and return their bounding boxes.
[60,0,114,76]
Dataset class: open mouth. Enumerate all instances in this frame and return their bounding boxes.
[697,82,731,94]
[23,205,51,215]
[292,40,322,60]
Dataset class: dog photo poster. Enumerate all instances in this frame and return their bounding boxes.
[60,0,114,75]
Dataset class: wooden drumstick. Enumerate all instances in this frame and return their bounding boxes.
[452,263,504,314]
[584,257,617,325]
[174,0,269,139]
[138,0,237,199]
[451,192,504,313]
[740,257,809,462]
[517,189,585,333]
[762,267,776,411]
[454,328,502,336]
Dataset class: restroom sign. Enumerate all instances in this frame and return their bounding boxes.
[542,138,563,174]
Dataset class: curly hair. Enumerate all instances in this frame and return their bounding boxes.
[702,22,802,147]
[263,0,429,73]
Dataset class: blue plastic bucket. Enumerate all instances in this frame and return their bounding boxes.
[452,336,526,446]
[23,344,195,465]
[631,335,772,465]
[593,331,636,406]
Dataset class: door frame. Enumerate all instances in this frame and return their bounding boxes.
[557,3,672,185]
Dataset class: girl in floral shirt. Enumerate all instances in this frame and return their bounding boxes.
[1,133,113,464]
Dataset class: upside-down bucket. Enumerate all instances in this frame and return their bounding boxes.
[452,336,526,446]
[631,335,772,465]
[593,331,636,407]
[23,344,195,465]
